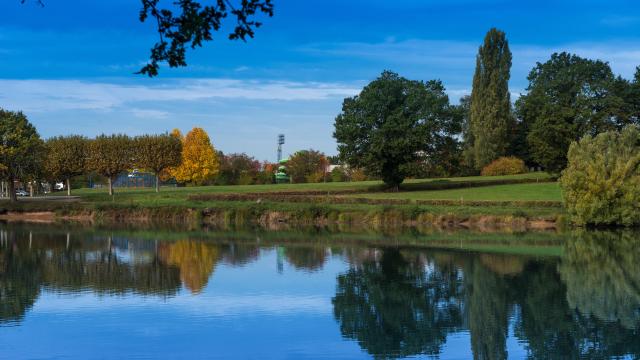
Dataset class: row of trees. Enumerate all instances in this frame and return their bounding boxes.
[335,28,640,187]
[215,149,369,186]
[48,133,183,196]
[0,109,225,200]
[1,108,367,202]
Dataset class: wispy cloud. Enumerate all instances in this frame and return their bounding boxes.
[300,38,640,81]
[0,78,361,113]
[300,39,478,67]
[129,108,169,119]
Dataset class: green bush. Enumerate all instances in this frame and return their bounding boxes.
[331,167,348,182]
[559,125,640,226]
[480,157,527,176]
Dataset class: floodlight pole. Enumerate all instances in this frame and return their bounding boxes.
[277,134,285,162]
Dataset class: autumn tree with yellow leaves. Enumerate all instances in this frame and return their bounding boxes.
[170,127,219,186]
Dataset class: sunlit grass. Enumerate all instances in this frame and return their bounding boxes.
[356,182,562,202]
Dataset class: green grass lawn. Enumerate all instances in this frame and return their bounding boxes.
[41,172,560,214]
[0,172,565,222]
[356,182,562,202]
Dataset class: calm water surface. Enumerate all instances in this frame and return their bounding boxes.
[0,224,638,359]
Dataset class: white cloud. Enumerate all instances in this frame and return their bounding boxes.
[0,78,361,113]
[130,108,169,119]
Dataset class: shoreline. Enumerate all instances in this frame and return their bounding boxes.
[0,203,562,232]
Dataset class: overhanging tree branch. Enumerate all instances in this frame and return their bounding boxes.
[20,0,274,77]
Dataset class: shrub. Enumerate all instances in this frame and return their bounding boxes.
[331,167,348,182]
[305,171,326,183]
[480,157,527,176]
[349,168,368,182]
[560,125,640,226]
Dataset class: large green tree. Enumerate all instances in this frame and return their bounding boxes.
[0,109,44,202]
[469,28,513,170]
[334,71,461,188]
[134,134,182,192]
[516,52,625,173]
[88,134,133,196]
[44,135,88,196]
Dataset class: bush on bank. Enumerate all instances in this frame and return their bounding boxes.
[480,157,527,176]
[560,125,640,226]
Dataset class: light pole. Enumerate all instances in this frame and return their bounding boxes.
[277,134,285,162]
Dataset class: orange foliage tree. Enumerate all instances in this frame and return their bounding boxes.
[170,127,219,185]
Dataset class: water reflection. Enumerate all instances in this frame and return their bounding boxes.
[332,248,464,358]
[329,232,640,359]
[0,226,639,359]
[560,231,640,329]
[158,240,219,294]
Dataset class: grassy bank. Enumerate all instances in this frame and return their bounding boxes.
[0,172,565,228]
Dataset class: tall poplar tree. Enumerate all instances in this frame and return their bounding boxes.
[469,28,513,170]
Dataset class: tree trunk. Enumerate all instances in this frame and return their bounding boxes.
[108,177,113,196]
[155,174,160,193]
[8,178,16,202]
[66,178,71,196]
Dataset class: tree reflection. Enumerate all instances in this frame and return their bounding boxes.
[332,248,463,359]
[466,259,510,360]
[560,231,640,329]
[220,243,259,266]
[159,240,220,294]
[284,246,327,272]
[0,236,42,324]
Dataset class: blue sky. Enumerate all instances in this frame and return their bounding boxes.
[1,0,640,160]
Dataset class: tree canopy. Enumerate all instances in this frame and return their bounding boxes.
[87,134,133,196]
[469,28,513,170]
[0,109,44,201]
[134,133,182,192]
[516,52,628,173]
[334,71,461,188]
[44,135,88,196]
[171,127,219,185]
[287,149,328,183]
[559,125,640,226]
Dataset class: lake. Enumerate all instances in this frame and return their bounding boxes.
[0,223,638,359]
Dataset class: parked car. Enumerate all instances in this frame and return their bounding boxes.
[15,190,28,197]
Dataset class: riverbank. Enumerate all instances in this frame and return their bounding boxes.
[0,173,565,230]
